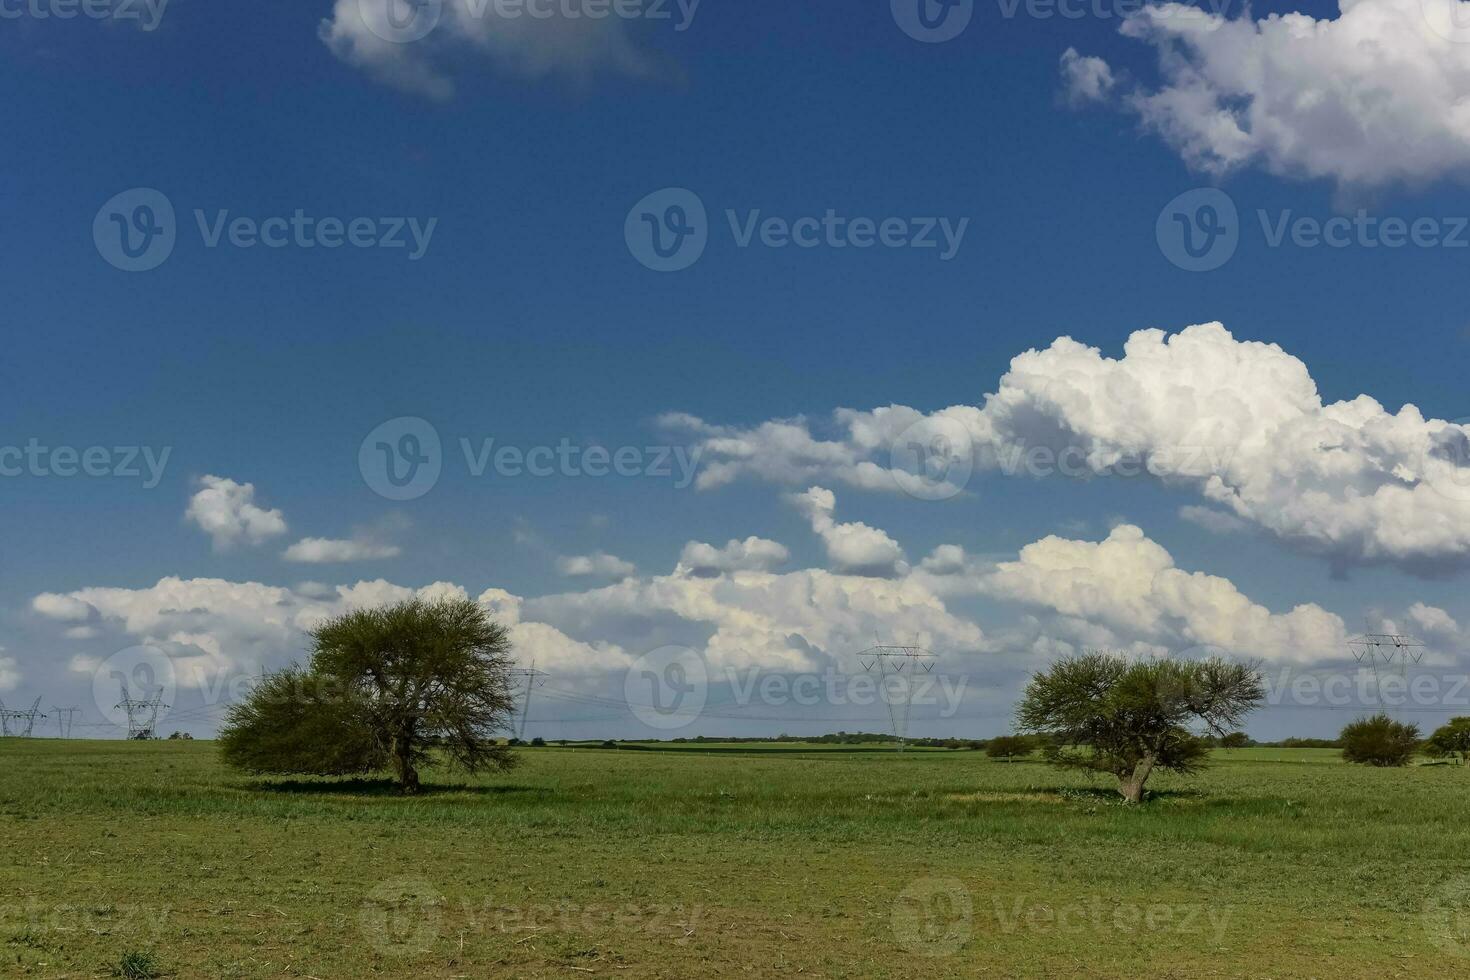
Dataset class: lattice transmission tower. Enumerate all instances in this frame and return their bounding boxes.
[507,662,548,740]
[51,706,80,738]
[115,682,167,740]
[0,697,46,737]
[856,643,936,752]
[1348,632,1426,680]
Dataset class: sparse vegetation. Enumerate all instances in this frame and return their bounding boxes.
[1,738,1466,977]
[113,950,158,979]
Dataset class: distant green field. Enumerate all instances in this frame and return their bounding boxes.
[2,739,1468,978]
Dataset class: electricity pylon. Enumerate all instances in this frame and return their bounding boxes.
[115,682,166,740]
[506,662,548,740]
[51,706,80,738]
[856,643,936,752]
[0,697,46,737]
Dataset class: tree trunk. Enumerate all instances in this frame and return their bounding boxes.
[394,733,419,795]
[1118,752,1157,804]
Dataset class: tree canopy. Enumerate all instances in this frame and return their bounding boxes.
[1017,652,1264,803]
[1425,717,1470,765]
[219,597,519,793]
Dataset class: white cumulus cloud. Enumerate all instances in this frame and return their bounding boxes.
[1071,0,1470,189]
[557,552,637,578]
[670,323,1470,575]
[185,475,288,551]
[788,486,908,578]
[319,0,664,101]
[677,536,789,576]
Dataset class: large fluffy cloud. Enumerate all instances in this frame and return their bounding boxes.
[319,0,667,101]
[667,323,1470,575]
[1066,0,1470,189]
[184,475,288,551]
[977,524,1348,664]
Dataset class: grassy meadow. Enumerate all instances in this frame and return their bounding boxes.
[3,738,1469,978]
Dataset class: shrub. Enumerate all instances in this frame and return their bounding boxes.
[1340,714,1420,767]
[985,735,1034,762]
[113,951,159,980]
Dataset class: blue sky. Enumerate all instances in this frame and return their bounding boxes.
[5,0,1470,741]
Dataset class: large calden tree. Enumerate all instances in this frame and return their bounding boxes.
[1018,652,1264,803]
[220,597,518,793]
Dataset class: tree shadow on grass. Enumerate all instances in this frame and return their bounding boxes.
[237,777,550,798]
[1045,785,1208,805]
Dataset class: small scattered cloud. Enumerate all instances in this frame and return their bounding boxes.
[1180,505,1249,535]
[788,486,907,578]
[557,552,637,578]
[678,536,789,577]
[185,475,287,551]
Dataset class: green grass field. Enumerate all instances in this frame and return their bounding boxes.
[3,739,1469,978]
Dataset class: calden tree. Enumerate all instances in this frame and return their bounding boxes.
[1017,652,1264,804]
[220,597,519,793]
